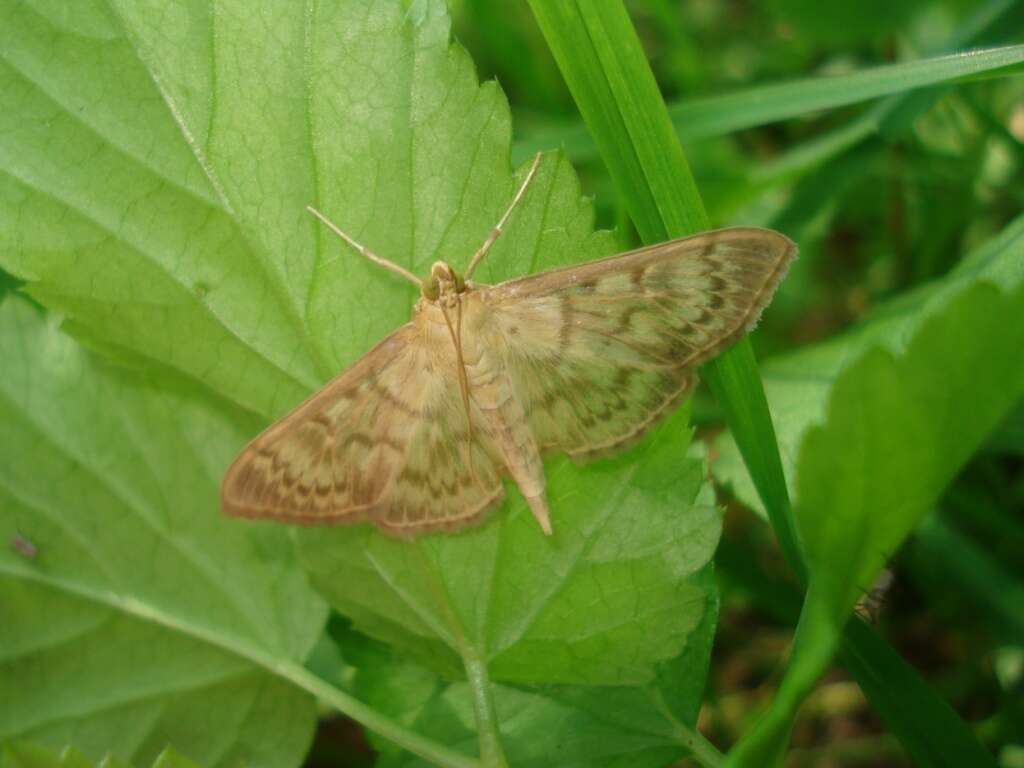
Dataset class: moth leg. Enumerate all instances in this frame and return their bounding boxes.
[465,152,543,278]
[306,205,422,288]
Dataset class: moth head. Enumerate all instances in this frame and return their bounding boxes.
[421,261,465,301]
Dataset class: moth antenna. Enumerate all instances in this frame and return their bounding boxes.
[465,151,542,279]
[306,205,422,288]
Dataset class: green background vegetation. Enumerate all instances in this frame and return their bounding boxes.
[1,1,1022,767]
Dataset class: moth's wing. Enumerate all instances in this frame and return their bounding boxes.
[221,322,505,534]
[483,227,796,459]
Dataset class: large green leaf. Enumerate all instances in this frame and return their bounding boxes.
[0,0,724,762]
[719,216,1024,767]
[0,299,326,767]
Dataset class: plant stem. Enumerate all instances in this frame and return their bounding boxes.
[406,537,509,766]
[273,658,480,768]
[676,730,725,768]
[462,647,510,768]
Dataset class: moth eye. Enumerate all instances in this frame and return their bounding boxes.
[422,279,440,300]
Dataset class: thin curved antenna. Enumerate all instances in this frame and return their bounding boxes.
[306,206,422,288]
[465,152,542,279]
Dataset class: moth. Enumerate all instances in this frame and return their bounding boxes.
[854,568,895,624]
[222,153,796,536]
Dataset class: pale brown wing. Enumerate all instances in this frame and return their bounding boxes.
[482,227,796,459]
[221,322,505,534]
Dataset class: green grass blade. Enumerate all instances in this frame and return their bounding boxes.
[514,45,1024,163]
[525,2,707,238]
[524,0,805,579]
[839,619,998,768]
[704,344,805,582]
[527,0,804,605]
[666,46,1024,141]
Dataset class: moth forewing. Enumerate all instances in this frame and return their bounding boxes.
[220,318,508,532]
[481,227,796,463]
